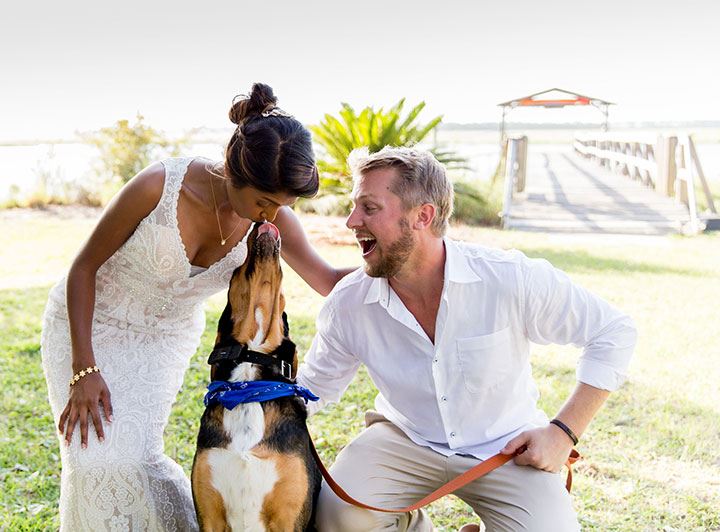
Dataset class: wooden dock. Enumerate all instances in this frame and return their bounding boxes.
[505,149,691,235]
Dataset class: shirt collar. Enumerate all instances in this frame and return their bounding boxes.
[363,238,481,305]
[364,276,391,306]
[444,237,483,284]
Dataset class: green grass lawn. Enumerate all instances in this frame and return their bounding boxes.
[1,211,719,531]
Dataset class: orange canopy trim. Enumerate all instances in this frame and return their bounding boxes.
[498,88,613,109]
[516,97,591,107]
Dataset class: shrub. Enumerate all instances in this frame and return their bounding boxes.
[310,99,465,196]
[305,99,502,224]
[0,145,106,209]
[87,114,186,184]
[452,181,503,227]
[296,194,353,217]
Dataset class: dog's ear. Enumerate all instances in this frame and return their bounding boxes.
[281,311,289,337]
[291,346,298,379]
[278,338,296,361]
[215,301,234,344]
[276,337,298,378]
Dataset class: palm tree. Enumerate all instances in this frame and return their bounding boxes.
[310,99,465,195]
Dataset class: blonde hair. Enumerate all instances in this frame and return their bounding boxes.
[348,146,453,236]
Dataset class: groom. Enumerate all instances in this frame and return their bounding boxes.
[297,146,636,531]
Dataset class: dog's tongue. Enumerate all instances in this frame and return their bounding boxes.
[258,222,280,241]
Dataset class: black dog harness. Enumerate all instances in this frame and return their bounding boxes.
[207,339,296,380]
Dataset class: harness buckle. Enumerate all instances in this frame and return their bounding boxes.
[280,360,293,379]
[207,346,235,365]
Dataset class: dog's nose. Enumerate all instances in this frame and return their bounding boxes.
[258,222,280,241]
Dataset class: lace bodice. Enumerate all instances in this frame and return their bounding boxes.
[46,157,252,332]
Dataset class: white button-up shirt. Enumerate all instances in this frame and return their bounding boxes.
[298,238,636,459]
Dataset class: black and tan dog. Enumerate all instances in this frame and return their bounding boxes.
[191,222,321,531]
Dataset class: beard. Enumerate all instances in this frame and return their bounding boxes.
[365,218,414,278]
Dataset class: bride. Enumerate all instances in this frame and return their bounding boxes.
[41,83,350,530]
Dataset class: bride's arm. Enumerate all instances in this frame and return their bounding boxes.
[60,163,165,448]
[274,207,356,296]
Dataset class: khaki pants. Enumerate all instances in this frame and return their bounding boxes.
[316,412,580,532]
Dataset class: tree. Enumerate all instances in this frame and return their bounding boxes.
[304,99,493,222]
[310,99,465,195]
[89,114,184,184]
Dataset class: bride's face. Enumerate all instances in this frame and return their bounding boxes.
[226,183,297,223]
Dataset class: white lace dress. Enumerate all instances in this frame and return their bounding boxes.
[41,157,254,531]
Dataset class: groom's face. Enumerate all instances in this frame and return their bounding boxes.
[346,167,416,278]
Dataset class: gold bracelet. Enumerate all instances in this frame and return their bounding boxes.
[69,365,100,387]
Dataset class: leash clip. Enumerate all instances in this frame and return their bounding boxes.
[280,360,293,379]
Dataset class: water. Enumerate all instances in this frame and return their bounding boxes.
[1,136,718,203]
[0,142,225,202]
[0,144,97,197]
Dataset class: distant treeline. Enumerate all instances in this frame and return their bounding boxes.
[440,121,720,130]
[7,120,719,147]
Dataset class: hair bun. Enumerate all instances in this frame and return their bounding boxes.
[229,83,278,125]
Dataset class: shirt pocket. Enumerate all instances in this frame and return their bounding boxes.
[456,327,513,394]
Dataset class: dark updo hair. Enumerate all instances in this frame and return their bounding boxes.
[225,83,319,198]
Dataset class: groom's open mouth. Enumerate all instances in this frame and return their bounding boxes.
[356,235,377,257]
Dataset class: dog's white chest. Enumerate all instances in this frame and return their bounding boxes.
[206,447,278,531]
[210,361,275,530]
[224,363,266,454]
[224,402,265,455]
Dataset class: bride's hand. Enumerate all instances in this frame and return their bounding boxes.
[58,373,113,448]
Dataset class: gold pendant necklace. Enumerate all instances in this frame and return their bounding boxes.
[209,175,242,245]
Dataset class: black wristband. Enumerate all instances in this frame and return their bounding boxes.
[550,419,579,446]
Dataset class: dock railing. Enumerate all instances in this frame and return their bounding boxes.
[499,136,528,229]
[574,132,717,232]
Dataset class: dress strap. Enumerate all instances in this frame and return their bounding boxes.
[151,157,194,229]
[166,157,194,218]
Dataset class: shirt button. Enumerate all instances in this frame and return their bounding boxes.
[450,432,456,438]
[441,395,448,401]
[433,358,438,363]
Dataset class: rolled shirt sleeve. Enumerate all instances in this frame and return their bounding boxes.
[296,297,362,416]
[521,256,637,391]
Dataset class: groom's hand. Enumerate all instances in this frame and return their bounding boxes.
[500,425,574,473]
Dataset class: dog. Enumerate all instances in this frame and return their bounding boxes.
[191,222,321,531]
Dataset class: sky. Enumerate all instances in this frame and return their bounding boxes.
[2,0,719,141]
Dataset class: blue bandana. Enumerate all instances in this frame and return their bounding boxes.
[204,380,320,410]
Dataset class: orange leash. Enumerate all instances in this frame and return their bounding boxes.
[310,438,580,513]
